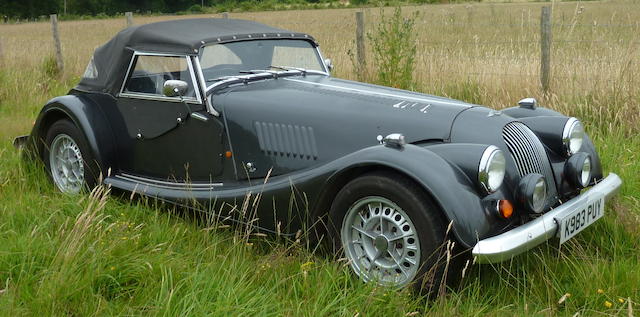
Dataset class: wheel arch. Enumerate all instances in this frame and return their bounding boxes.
[31,95,118,175]
[311,145,492,248]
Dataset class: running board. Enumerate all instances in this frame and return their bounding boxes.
[103,173,294,237]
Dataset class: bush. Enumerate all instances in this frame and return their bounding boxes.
[351,0,369,5]
[41,55,61,79]
[188,4,204,13]
[368,7,419,90]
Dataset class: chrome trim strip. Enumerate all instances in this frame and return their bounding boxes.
[192,56,220,116]
[119,52,138,95]
[284,79,468,106]
[115,173,223,191]
[185,55,204,104]
[118,92,200,104]
[472,173,622,264]
[315,47,330,73]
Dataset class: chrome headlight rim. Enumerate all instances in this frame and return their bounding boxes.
[565,152,592,188]
[562,117,584,156]
[517,173,548,214]
[478,145,506,194]
[581,156,592,187]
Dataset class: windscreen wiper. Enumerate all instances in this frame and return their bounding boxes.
[270,65,327,76]
[205,68,327,96]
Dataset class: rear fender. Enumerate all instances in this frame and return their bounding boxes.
[31,95,117,173]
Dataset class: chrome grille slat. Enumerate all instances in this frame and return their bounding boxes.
[503,128,532,175]
[513,126,542,175]
[503,122,558,211]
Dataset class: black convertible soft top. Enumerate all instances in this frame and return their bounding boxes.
[75,18,316,96]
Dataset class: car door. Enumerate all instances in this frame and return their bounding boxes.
[116,53,224,182]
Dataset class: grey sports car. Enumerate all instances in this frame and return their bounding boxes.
[15,18,621,292]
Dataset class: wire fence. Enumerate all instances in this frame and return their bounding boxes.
[1,6,638,92]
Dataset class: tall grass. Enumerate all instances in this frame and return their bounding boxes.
[0,1,638,315]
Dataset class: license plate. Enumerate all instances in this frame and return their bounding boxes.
[557,194,605,244]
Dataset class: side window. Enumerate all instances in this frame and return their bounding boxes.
[123,55,196,99]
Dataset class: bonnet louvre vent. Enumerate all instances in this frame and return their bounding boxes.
[502,121,558,209]
[254,122,318,160]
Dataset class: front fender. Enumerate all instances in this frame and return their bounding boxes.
[516,116,603,186]
[31,94,117,172]
[325,144,496,248]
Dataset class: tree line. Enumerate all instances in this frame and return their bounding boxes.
[1,0,222,19]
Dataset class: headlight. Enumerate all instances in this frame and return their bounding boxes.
[562,118,584,156]
[516,173,547,213]
[478,146,506,194]
[565,152,592,188]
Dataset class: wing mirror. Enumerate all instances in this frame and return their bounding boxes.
[324,58,333,72]
[163,80,188,97]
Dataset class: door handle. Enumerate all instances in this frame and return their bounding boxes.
[190,112,209,122]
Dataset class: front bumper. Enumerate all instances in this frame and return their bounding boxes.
[472,173,622,263]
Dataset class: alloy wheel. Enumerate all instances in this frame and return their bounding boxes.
[49,134,85,194]
[341,196,421,287]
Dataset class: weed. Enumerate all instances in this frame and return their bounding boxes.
[368,7,419,90]
[40,55,61,79]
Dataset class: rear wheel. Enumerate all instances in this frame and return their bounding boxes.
[44,119,100,193]
[329,172,456,292]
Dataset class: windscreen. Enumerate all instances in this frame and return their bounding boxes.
[199,39,324,82]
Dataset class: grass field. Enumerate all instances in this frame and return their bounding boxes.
[0,1,639,315]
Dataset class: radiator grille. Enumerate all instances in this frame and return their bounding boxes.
[502,122,557,210]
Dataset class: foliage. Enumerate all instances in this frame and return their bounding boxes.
[40,55,61,79]
[368,7,419,90]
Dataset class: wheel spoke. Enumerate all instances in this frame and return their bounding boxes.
[387,250,409,277]
[388,232,414,242]
[405,245,418,251]
[70,168,81,180]
[367,250,383,275]
[367,203,376,217]
[352,225,376,239]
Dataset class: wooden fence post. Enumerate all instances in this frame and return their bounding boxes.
[222,12,229,19]
[540,6,552,94]
[50,14,64,74]
[0,37,4,66]
[125,12,133,27]
[355,11,366,71]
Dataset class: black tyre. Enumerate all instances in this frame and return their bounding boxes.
[43,119,101,193]
[328,171,458,294]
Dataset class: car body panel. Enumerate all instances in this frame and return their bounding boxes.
[104,143,508,247]
[221,76,473,179]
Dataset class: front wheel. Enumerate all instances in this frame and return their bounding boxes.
[329,172,456,292]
